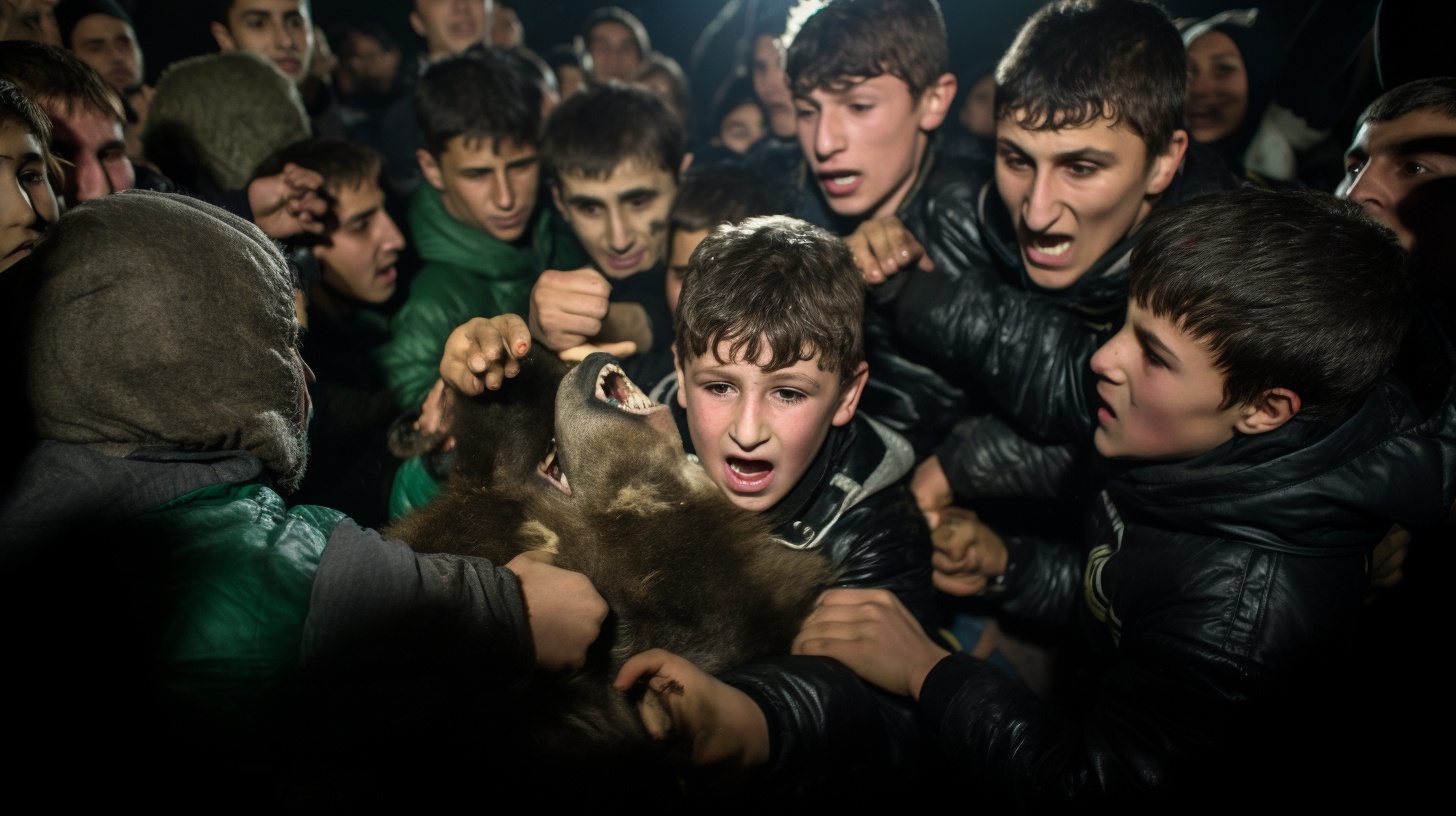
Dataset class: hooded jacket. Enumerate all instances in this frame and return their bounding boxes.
[913,307,1456,807]
[374,181,590,410]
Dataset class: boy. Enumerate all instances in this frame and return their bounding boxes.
[440,216,934,791]
[253,138,405,526]
[375,51,587,412]
[794,188,1456,804]
[528,83,683,361]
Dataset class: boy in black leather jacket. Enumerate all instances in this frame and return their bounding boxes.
[795,187,1456,806]
[436,216,934,795]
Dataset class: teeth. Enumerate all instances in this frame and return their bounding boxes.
[1036,240,1072,257]
[832,175,855,186]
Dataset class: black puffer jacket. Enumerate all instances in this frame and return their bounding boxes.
[916,311,1456,808]
[872,143,1239,474]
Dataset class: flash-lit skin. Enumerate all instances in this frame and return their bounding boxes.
[752,34,795,139]
[959,73,996,137]
[311,179,405,304]
[0,121,58,272]
[1184,30,1248,144]
[665,226,710,315]
[418,136,540,244]
[410,0,488,59]
[552,159,676,279]
[586,21,644,82]
[45,101,134,204]
[1337,110,1456,253]
[716,101,765,154]
[675,340,868,512]
[69,13,144,92]
[1090,300,1295,460]
[795,73,955,222]
[211,0,313,84]
[995,116,1186,289]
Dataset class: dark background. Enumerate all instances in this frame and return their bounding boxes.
[130,1,1321,88]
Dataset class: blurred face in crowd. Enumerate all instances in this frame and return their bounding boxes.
[334,29,401,97]
[411,0,488,59]
[1184,30,1248,144]
[1,0,61,45]
[44,98,133,203]
[212,0,314,85]
[715,100,765,154]
[1089,299,1292,461]
[555,63,585,99]
[553,158,675,279]
[665,225,709,315]
[313,178,404,303]
[419,136,540,243]
[493,3,522,48]
[959,73,995,137]
[586,21,643,82]
[675,340,866,513]
[795,73,955,221]
[995,115,1185,289]
[1,118,58,272]
[1338,109,1456,252]
[69,13,144,92]
[751,34,795,138]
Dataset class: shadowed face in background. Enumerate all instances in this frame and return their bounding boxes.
[69,12,144,92]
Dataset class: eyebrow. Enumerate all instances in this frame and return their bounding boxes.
[343,206,378,227]
[615,186,659,202]
[1134,324,1180,365]
[996,138,1119,165]
[1390,135,1456,158]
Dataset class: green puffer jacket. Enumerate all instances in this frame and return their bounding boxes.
[128,481,344,721]
[375,182,590,410]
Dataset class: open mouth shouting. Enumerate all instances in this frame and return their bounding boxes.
[1022,230,1076,268]
[724,456,774,492]
[818,171,863,197]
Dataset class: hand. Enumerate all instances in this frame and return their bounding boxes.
[614,649,771,774]
[912,455,953,515]
[930,507,1008,596]
[558,341,639,362]
[845,216,934,284]
[505,551,608,672]
[529,267,612,351]
[1366,523,1411,603]
[439,314,532,396]
[248,163,328,238]
[792,589,949,699]
[413,379,455,448]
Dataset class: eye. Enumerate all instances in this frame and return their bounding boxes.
[1345,158,1365,177]
[795,106,815,119]
[998,152,1030,171]
[1067,162,1098,176]
[574,203,601,216]
[19,167,46,185]
[101,146,127,163]
[705,383,735,397]
[772,388,806,404]
[1403,161,1429,175]
[849,102,874,114]
[1142,347,1167,369]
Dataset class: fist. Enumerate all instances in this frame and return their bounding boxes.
[529,268,612,351]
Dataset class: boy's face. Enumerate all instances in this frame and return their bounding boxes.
[795,73,954,222]
[752,34,795,138]
[552,158,676,279]
[212,0,312,84]
[70,13,144,92]
[410,0,487,59]
[418,136,540,243]
[1337,109,1456,254]
[675,340,867,512]
[44,99,134,204]
[1089,299,1285,461]
[586,21,643,82]
[665,226,710,315]
[313,179,405,304]
[995,115,1187,289]
[1,120,58,272]
[717,100,765,154]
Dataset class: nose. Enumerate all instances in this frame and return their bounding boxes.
[493,170,516,213]
[1021,170,1063,234]
[381,211,406,254]
[1090,330,1128,383]
[607,208,631,253]
[3,179,38,232]
[275,21,296,51]
[729,396,769,451]
[1187,68,1215,101]
[812,108,845,161]
[1344,164,1392,213]
[73,155,113,203]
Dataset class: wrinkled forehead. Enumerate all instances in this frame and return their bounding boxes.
[1349,110,1456,159]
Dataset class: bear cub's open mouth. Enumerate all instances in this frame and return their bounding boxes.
[537,363,659,495]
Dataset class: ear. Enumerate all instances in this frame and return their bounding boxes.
[831,361,870,427]
[672,344,689,409]
[916,72,959,133]
[1234,387,1301,435]
[1145,129,1189,197]
[417,149,446,191]
[211,22,237,52]
[408,11,427,39]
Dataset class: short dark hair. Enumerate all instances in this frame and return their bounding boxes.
[996,0,1186,159]
[582,6,650,57]
[541,82,684,180]
[675,215,864,382]
[1129,188,1411,425]
[785,0,948,97]
[212,0,310,27]
[0,40,125,122]
[1359,76,1456,127]
[252,138,383,197]
[669,169,783,234]
[0,79,61,184]
[415,50,542,157]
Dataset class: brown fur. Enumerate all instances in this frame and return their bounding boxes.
[384,349,832,758]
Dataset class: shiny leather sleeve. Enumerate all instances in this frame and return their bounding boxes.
[995,533,1086,631]
[935,414,1079,500]
[823,482,937,627]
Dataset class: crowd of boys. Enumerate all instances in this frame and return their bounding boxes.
[1,0,1453,808]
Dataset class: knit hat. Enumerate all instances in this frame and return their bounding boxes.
[54,0,133,49]
[143,51,310,191]
[25,190,309,491]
